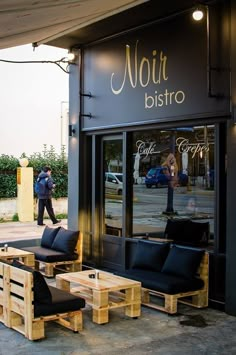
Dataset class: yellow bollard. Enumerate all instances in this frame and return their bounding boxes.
[17,159,34,222]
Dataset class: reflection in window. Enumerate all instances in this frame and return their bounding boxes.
[103,139,123,236]
[132,126,214,247]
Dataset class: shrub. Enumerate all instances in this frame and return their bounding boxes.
[0,145,68,199]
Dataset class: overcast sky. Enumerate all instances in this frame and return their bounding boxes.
[0,44,69,158]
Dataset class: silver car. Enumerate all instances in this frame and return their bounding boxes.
[105,172,123,195]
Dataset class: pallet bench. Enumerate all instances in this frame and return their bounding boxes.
[0,260,85,340]
[116,240,209,314]
[22,226,83,277]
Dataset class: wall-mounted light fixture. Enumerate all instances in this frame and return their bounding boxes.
[192,7,204,21]
[67,51,76,62]
[68,124,76,137]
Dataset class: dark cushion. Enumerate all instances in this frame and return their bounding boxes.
[188,221,209,244]
[12,260,52,304]
[164,219,209,245]
[132,240,170,272]
[51,227,79,254]
[34,285,85,317]
[115,269,204,294]
[161,246,204,279]
[41,226,61,248]
[164,219,190,241]
[22,246,78,262]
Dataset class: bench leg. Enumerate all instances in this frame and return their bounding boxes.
[141,289,150,303]
[28,320,45,340]
[44,264,54,277]
[70,262,82,272]
[34,260,40,272]
[70,311,83,331]
[192,291,208,308]
[165,295,178,314]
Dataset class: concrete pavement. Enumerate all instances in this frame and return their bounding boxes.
[0,219,68,244]
[0,220,236,354]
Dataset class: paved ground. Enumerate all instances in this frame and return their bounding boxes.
[0,219,68,244]
[0,221,236,354]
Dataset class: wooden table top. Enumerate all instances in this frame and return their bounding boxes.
[0,246,34,258]
[56,270,141,292]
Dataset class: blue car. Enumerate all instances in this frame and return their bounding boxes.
[145,167,169,188]
[145,167,188,188]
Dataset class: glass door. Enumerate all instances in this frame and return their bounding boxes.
[101,136,124,269]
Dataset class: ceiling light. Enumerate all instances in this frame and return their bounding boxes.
[192,8,204,21]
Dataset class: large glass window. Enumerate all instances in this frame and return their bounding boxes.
[132,126,215,246]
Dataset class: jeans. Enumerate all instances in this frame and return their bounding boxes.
[37,198,58,225]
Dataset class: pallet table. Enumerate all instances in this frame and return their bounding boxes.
[56,270,141,324]
[0,246,35,266]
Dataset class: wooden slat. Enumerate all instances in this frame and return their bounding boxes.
[35,231,83,277]
[0,260,84,340]
[141,252,209,314]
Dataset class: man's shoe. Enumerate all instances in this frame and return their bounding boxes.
[37,223,46,226]
[53,220,61,225]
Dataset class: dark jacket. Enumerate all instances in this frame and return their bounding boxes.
[37,172,55,199]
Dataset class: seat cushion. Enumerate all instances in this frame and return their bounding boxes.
[132,240,170,272]
[34,285,85,317]
[41,226,61,248]
[161,246,204,279]
[12,260,52,304]
[22,246,78,262]
[51,227,79,254]
[116,269,204,295]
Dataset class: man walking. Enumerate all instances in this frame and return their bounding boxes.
[35,166,61,226]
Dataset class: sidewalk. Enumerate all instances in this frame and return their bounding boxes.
[0,219,68,243]
[0,220,236,353]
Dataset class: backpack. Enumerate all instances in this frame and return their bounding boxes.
[34,177,48,195]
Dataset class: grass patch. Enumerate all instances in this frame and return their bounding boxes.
[56,213,68,219]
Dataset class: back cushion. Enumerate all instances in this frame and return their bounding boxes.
[188,221,209,244]
[41,226,61,248]
[161,246,204,279]
[131,240,170,272]
[164,219,190,241]
[12,260,52,304]
[51,227,79,254]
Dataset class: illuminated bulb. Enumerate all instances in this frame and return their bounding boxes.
[199,151,203,159]
[68,52,75,61]
[192,9,204,21]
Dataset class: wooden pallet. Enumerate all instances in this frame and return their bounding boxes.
[141,252,209,314]
[0,262,83,340]
[34,232,83,277]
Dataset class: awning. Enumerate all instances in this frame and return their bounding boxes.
[0,0,148,50]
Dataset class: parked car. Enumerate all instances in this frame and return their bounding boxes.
[145,167,169,188]
[145,167,188,188]
[105,172,123,195]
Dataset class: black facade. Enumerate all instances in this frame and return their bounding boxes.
[67,0,236,315]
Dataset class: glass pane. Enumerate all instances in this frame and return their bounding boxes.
[133,126,215,246]
[104,139,123,236]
